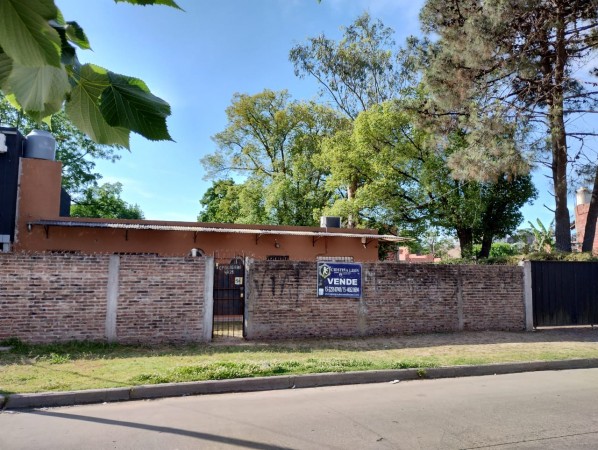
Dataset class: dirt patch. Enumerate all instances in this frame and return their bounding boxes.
[248,328,598,351]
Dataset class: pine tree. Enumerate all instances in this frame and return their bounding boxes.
[420,0,598,252]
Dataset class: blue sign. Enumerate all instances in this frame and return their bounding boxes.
[317,262,362,298]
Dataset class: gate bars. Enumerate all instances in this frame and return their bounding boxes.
[212,257,245,339]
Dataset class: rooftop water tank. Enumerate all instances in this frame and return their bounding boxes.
[25,130,56,160]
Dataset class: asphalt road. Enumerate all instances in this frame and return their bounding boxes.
[2,369,598,449]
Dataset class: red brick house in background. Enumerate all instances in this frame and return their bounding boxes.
[574,187,598,254]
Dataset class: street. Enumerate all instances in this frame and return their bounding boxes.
[2,369,598,449]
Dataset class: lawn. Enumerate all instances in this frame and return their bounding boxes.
[1,329,598,394]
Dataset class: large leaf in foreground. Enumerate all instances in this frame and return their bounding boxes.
[0,0,61,67]
[6,63,70,118]
[0,49,13,88]
[100,72,172,141]
[114,0,182,10]
[65,64,130,148]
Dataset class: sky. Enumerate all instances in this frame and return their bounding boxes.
[52,0,575,228]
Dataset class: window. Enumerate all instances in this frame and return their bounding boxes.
[316,256,354,262]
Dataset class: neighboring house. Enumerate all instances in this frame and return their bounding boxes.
[574,187,598,254]
[394,247,440,263]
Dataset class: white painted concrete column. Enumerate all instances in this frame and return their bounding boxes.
[202,256,214,342]
[105,255,120,342]
[522,261,534,331]
[244,257,252,339]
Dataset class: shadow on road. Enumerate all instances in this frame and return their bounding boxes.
[27,409,291,450]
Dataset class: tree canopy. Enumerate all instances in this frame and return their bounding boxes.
[419,0,598,251]
[70,182,144,219]
[201,90,347,226]
[192,12,542,258]
[0,0,179,147]
[320,101,537,257]
[290,12,414,120]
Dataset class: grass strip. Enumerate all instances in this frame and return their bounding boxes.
[1,330,597,394]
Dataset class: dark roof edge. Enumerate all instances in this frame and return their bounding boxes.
[28,220,410,242]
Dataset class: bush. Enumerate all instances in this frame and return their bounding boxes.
[437,256,521,265]
[473,243,518,258]
[524,251,598,262]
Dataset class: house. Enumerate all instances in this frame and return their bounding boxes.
[0,128,406,261]
[574,187,598,254]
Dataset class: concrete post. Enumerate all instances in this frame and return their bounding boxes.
[105,255,120,342]
[244,257,252,339]
[456,266,464,331]
[522,261,534,331]
[202,256,214,342]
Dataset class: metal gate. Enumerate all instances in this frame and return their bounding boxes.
[532,261,598,327]
[213,257,245,338]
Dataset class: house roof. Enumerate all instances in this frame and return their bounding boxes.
[28,219,410,242]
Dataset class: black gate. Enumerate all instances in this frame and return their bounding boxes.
[532,261,598,327]
[213,257,245,338]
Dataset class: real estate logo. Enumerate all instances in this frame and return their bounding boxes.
[319,264,332,279]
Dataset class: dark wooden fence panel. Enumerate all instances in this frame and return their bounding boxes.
[532,261,598,327]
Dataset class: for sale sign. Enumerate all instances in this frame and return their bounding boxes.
[317,262,362,298]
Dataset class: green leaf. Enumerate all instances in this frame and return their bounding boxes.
[65,64,130,148]
[114,0,183,10]
[65,21,91,50]
[0,49,13,88]
[3,93,22,112]
[52,26,77,66]
[54,8,66,26]
[5,63,70,118]
[0,0,61,67]
[100,71,172,141]
[41,115,53,128]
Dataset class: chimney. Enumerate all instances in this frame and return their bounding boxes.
[576,187,592,206]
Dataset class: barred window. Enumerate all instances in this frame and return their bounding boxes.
[316,256,354,262]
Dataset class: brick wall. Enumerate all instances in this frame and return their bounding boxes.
[245,260,525,339]
[0,253,109,343]
[1,254,525,344]
[116,256,206,343]
[0,253,210,344]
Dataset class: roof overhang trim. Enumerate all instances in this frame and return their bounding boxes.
[28,220,409,242]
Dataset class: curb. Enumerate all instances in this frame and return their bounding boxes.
[3,358,598,410]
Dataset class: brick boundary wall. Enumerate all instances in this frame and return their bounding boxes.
[245,260,525,340]
[0,253,212,344]
[0,254,526,344]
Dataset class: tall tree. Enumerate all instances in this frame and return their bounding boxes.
[201,90,347,226]
[0,0,177,146]
[419,0,598,252]
[291,13,418,225]
[322,101,537,257]
[71,182,144,219]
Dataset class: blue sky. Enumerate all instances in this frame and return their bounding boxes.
[54,0,561,228]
